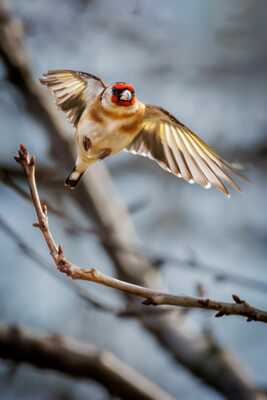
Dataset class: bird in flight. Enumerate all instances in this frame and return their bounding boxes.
[40,69,245,197]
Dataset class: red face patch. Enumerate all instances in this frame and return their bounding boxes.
[111,82,136,107]
[112,83,135,92]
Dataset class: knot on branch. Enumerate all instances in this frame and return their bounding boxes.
[232,294,246,305]
[198,298,210,307]
[56,245,72,276]
[142,298,157,306]
[41,202,48,216]
[215,311,225,318]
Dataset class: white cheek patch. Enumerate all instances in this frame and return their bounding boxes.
[120,90,132,101]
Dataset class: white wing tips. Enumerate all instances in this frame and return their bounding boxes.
[126,105,248,198]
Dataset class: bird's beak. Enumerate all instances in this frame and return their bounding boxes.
[120,90,132,101]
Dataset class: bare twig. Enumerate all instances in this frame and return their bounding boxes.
[15,145,267,325]
[4,163,267,296]
[0,323,174,400]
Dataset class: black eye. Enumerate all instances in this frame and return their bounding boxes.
[112,87,122,96]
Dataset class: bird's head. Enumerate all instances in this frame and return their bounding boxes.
[111,83,136,107]
[102,82,136,108]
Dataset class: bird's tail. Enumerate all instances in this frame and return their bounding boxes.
[65,168,84,189]
[64,158,95,190]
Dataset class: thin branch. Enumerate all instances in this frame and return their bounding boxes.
[4,163,267,296]
[0,323,174,400]
[15,145,267,325]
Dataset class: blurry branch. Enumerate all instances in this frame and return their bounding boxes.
[16,145,267,325]
[1,163,147,220]
[0,163,55,181]
[146,250,267,294]
[1,166,66,218]
[0,3,260,398]
[0,324,175,400]
[67,220,267,295]
[0,214,172,319]
[0,164,31,179]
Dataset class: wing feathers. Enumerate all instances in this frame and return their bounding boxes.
[127,105,245,196]
[40,69,106,127]
[162,126,180,175]
[168,126,192,181]
[185,133,230,195]
[176,127,210,187]
[189,133,241,192]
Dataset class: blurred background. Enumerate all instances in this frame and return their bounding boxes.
[0,0,267,399]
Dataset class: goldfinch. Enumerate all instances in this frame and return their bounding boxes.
[40,69,244,196]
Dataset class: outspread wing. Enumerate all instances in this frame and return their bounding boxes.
[40,69,106,127]
[127,105,245,196]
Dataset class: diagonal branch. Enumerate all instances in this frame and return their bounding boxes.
[4,159,267,298]
[0,323,175,400]
[15,145,267,325]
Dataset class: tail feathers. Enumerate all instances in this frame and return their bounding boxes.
[65,168,84,190]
